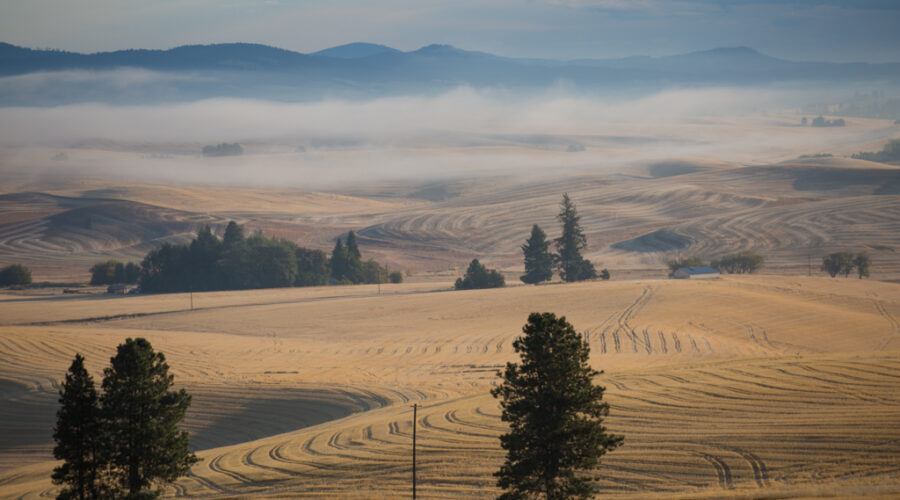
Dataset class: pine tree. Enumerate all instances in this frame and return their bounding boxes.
[101,338,198,499]
[492,313,623,499]
[53,354,104,500]
[330,239,348,282]
[344,231,364,283]
[345,230,361,260]
[554,194,597,282]
[521,224,553,284]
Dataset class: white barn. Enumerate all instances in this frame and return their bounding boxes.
[673,266,720,279]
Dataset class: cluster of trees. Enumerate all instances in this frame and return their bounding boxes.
[666,251,764,276]
[330,231,401,284]
[801,116,845,127]
[711,251,765,274]
[53,338,197,499]
[455,259,505,290]
[852,138,900,163]
[492,312,623,498]
[89,260,140,285]
[821,251,870,278]
[137,223,397,293]
[201,142,243,157]
[0,263,32,286]
[521,194,608,284]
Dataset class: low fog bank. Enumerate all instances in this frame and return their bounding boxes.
[1,85,898,191]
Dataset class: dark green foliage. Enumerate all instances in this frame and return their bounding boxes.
[243,235,298,289]
[666,256,704,277]
[90,261,116,285]
[345,231,361,260]
[137,223,387,292]
[189,226,223,291]
[492,313,623,499]
[854,253,870,279]
[554,194,598,282]
[295,248,330,286]
[574,259,598,281]
[53,354,104,500]
[330,240,349,282]
[343,231,364,282]
[201,143,242,157]
[710,251,764,274]
[221,222,248,289]
[821,251,855,277]
[91,260,141,285]
[362,260,389,284]
[139,222,332,292]
[521,224,553,284]
[222,221,244,250]
[328,231,390,284]
[852,139,900,163]
[389,271,404,284]
[0,263,32,286]
[101,338,198,498]
[599,269,610,280]
[139,243,192,293]
[455,259,505,290]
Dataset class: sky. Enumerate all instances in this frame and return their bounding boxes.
[1,0,899,63]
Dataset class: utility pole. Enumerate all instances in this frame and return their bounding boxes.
[412,403,417,499]
[190,285,194,311]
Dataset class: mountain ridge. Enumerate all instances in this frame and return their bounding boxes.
[1,41,898,105]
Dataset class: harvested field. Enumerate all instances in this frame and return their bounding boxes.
[1,276,899,498]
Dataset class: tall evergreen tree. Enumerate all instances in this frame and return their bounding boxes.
[330,239,348,282]
[101,338,198,499]
[189,226,223,291]
[521,224,554,284]
[345,231,361,260]
[222,221,244,251]
[343,231,364,283]
[554,194,597,282]
[53,354,104,500]
[492,313,623,499]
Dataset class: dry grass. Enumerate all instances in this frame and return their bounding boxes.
[1,276,899,498]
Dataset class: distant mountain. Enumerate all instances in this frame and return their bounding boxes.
[311,42,401,59]
[1,41,899,105]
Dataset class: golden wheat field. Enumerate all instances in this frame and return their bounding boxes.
[2,115,900,499]
[1,275,899,499]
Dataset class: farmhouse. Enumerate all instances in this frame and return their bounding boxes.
[673,266,720,279]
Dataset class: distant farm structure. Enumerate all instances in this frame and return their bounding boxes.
[673,266,720,279]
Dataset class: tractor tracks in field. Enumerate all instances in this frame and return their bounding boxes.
[872,298,900,349]
[611,285,655,354]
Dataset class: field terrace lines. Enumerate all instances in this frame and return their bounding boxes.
[5,159,900,280]
[5,353,898,499]
[2,277,900,498]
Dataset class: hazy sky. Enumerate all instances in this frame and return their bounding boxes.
[1,0,899,62]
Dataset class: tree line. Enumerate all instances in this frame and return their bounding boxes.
[666,251,765,277]
[132,222,399,293]
[89,261,141,285]
[53,338,196,499]
[821,251,870,278]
